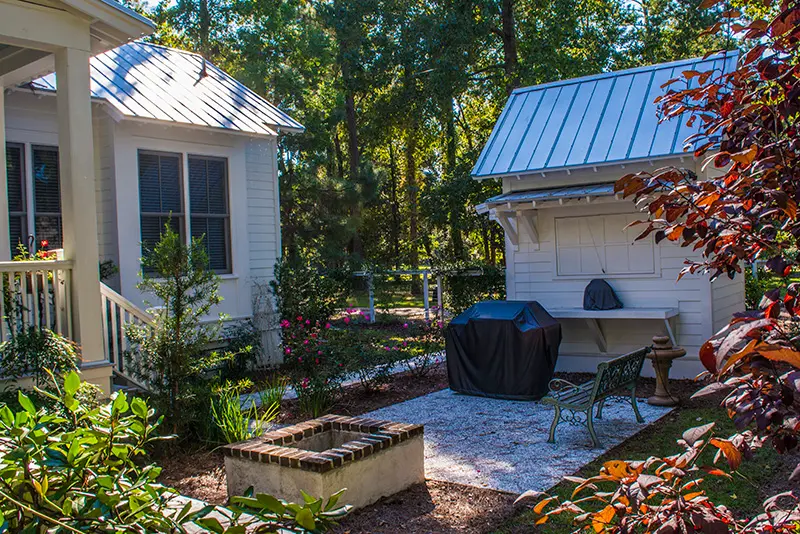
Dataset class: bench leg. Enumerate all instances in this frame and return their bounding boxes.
[587,411,600,448]
[596,399,606,420]
[630,387,644,423]
[547,406,561,444]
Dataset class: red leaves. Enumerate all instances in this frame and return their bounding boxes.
[710,438,743,470]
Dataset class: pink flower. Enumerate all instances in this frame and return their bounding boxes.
[403,323,409,329]
[325,323,332,329]
[437,321,444,328]
[284,347,292,354]
[343,317,350,324]
[392,346,398,351]
[402,341,408,347]
[298,357,303,362]
[317,350,323,355]
[384,346,390,351]
[296,316,303,322]
[315,358,320,364]
[303,339,309,345]
[305,319,311,325]
[280,319,290,328]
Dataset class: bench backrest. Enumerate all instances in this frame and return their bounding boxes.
[589,347,648,403]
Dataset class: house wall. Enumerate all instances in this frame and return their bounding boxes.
[4,92,285,365]
[499,157,739,378]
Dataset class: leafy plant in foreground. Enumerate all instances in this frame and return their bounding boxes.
[0,371,350,532]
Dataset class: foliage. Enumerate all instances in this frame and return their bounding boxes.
[210,378,279,444]
[0,371,350,533]
[220,318,262,380]
[399,320,445,378]
[523,1,800,532]
[271,254,352,326]
[0,327,78,387]
[125,224,236,434]
[259,374,290,410]
[434,262,506,315]
[744,265,791,310]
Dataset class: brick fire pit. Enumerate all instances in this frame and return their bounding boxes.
[223,415,424,509]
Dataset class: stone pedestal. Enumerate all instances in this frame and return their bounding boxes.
[647,335,686,406]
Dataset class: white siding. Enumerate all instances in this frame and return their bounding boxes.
[711,273,745,333]
[503,160,722,378]
[245,138,280,280]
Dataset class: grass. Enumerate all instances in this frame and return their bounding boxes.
[347,290,428,309]
[493,401,784,533]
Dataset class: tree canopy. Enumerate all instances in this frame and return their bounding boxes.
[130,0,728,269]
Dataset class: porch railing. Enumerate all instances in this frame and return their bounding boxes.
[0,259,73,341]
[100,283,154,391]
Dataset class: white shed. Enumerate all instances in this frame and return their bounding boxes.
[472,52,744,378]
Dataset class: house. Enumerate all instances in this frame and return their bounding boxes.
[472,53,744,379]
[0,2,301,393]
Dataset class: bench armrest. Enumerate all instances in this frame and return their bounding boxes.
[548,378,581,394]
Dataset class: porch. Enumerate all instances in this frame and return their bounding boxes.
[0,0,152,393]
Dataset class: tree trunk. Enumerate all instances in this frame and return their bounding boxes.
[389,142,400,269]
[406,122,420,294]
[500,0,519,94]
[340,45,363,258]
[441,94,464,259]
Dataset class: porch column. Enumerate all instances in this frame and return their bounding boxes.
[55,47,105,365]
[0,89,9,261]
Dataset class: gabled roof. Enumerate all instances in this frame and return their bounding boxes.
[31,42,303,137]
[472,51,738,179]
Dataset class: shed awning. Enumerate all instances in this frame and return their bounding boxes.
[476,183,617,214]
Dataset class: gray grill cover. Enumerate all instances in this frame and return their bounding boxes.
[445,301,562,400]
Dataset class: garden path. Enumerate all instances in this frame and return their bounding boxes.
[363,389,673,494]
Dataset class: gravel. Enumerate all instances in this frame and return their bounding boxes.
[363,389,674,494]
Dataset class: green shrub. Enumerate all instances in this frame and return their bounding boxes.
[271,254,352,325]
[0,327,79,387]
[125,224,236,436]
[0,371,349,532]
[221,318,262,380]
[433,261,506,315]
[259,374,289,409]
[210,378,279,444]
[744,265,787,310]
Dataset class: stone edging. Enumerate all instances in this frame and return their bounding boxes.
[222,415,423,473]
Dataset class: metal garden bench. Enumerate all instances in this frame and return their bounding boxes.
[542,347,649,448]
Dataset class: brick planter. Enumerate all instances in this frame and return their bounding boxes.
[222,415,425,509]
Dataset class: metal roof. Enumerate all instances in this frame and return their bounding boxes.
[31,42,303,137]
[472,51,738,179]
[476,183,616,213]
[96,0,155,29]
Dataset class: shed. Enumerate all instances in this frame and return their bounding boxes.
[472,52,744,378]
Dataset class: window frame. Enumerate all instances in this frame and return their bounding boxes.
[137,149,186,268]
[187,154,232,274]
[6,142,27,256]
[31,144,63,250]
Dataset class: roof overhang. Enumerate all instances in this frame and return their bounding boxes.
[475,183,621,215]
[472,153,694,181]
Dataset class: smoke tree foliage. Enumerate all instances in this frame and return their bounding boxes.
[523,1,800,532]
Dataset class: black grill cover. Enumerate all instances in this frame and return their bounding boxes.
[445,301,562,400]
[583,279,623,310]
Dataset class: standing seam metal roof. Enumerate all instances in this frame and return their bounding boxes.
[472,52,738,178]
[30,42,303,137]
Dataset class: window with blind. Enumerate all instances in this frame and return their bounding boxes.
[138,151,183,261]
[32,146,62,249]
[6,143,26,256]
[189,156,230,273]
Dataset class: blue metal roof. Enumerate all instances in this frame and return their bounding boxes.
[476,183,616,213]
[31,42,303,137]
[472,52,738,179]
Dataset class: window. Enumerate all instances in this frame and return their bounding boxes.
[189,156,230,273]
[6,143,26,256]
[32,146,62,249]
[138,151,184,260]
[555,214,655,276]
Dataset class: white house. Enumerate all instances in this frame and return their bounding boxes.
[0,20,300,391]
[472,53,744,379]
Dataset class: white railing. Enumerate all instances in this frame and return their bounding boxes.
[100,283,154,391]
[0,259,73,342]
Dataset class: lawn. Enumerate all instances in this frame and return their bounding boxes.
[347,289,428,309]
[493,398,786,533]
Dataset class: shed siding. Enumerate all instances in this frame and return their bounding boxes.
[246,138,280,280]
[711,274,745,334]
[503,162,715,379]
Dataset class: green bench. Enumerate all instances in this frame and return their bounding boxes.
[542,347,649,448]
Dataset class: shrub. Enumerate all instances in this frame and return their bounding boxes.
[221,318,262,380]
[210,378,279,444]
[328,327,399,392]
[125,224,235,435]
[433,261,506,315]
[259,374,289,409]
[271,254,351,326]
[398,320,446,378]
[0,327,79,387]
[0,371,350,532]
